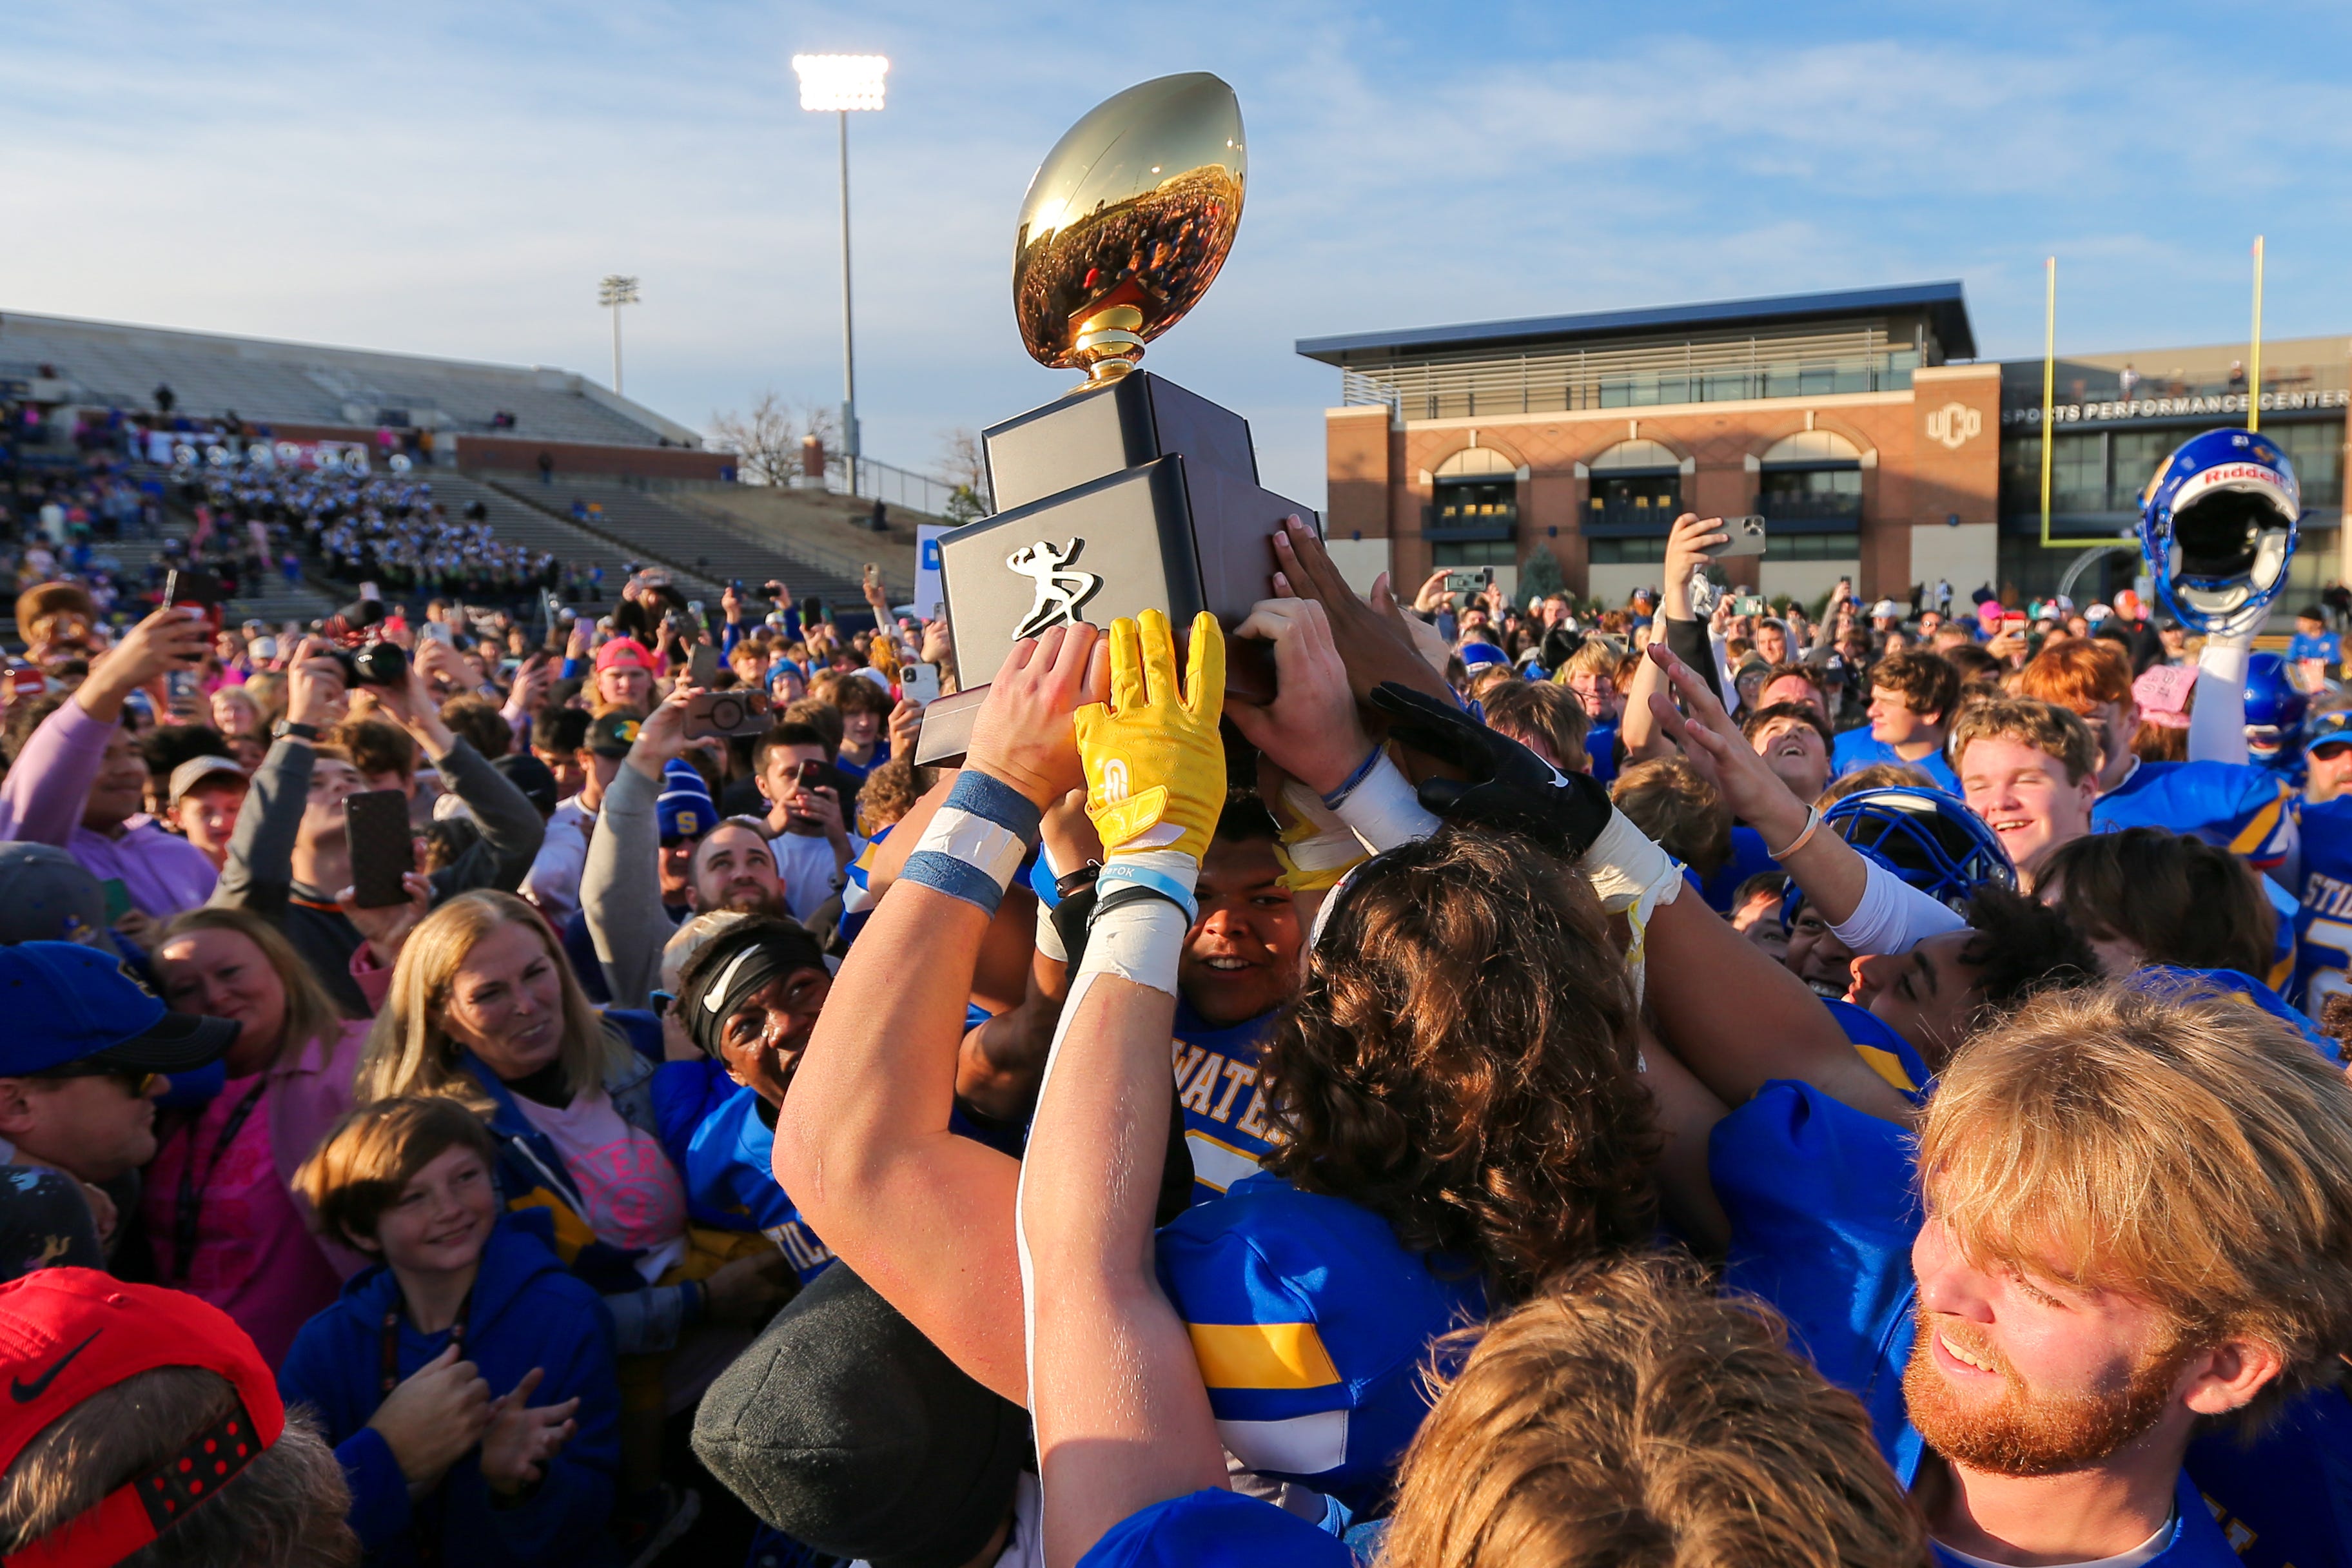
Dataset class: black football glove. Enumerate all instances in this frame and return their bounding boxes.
[1367,680,1614,859]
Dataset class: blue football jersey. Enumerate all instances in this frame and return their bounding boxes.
[2132,966,2339,1064]
[1171,1003,1282,1206]
[1079,1488,1349,1568]
[1826,997,1934,1105]
[1156,1174,1486,1515]
[2295,796,2352,1015]
[2096,760,2297,874]
[685,1084,836,1284]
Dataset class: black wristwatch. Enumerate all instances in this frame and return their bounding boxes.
[273,720,319,741]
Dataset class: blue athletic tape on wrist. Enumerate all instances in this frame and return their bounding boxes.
[1320,741,1387,810]
[901,770,1044,916]
[1095,860,1199,925]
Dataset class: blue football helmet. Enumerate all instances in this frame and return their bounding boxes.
[2244,651,2309,765]
[2139,428,2300,636]
[1781,784,2015,928]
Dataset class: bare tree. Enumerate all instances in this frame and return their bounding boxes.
[709,393,843,486]
[935,427,991,522]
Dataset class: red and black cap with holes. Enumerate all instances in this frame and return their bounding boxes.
[0,1269,282,1567]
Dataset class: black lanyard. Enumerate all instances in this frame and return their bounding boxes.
[379,1289,472,1394]
[380,1289,471,1567]
[170,1077,269,1282]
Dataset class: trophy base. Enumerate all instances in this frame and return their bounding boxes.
[910,627,1274,767]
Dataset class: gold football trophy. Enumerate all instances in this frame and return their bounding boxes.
[916,73,1322,763]
[1012,73,1247,383]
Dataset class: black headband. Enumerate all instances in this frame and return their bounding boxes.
[681,926,824,1058]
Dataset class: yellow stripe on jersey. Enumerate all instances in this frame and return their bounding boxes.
[1855,1043,1921,1095]
[2230,790,2286,857]
[1187,1320,1342,1391]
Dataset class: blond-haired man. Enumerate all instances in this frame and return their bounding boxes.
[1695,979,2352,1565]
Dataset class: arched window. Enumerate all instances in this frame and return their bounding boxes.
[1586,439,1681,534]
[1759,430,1863,465]
[1760,429,1863,525]
[1588,438,1681,472]
[1428,446,1520,567]
[1434,446,1517,477]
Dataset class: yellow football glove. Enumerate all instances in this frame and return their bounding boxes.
[1073,609,1226,862]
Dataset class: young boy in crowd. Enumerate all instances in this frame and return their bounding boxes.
[282,1095,620,1567]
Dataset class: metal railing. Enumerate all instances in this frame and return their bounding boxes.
[1423,502,1518,534]
[1340,327,1920,420]
[1585,498,1683,531]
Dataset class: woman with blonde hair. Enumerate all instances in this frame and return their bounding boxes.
[356,890,787,1355]
[150,905,377,1366]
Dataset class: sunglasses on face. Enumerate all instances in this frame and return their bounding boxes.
[30,1064,161,1097]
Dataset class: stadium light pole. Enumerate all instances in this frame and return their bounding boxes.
[598,275,640,396]
[792,53,887,498]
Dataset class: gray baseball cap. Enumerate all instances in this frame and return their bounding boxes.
[0,845,119,951]
[167,756,247,805]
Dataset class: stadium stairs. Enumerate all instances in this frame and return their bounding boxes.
[474,476,921,612]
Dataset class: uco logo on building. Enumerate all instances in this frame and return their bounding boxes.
[1925,403,1983,451]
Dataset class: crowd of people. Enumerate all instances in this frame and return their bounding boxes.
[1,421,2350,1568]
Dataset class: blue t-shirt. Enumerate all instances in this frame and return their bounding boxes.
[685,1083,836,1284]
[2095,760,2297,874]
[1831,725,1959,792]
[2289,629,2342,667]
[1712,1082,2244,1567]
[1172,1002,1282,1206]
[1156,1174,1485,1516]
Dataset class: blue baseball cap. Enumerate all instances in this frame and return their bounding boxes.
[1458,641,1511,674]
[2309,710,2352,754]
[659,759,718,844]
[0,944,237,1077]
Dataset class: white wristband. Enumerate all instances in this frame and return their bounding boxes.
[1579,807,1683,916]
[1035,896,1069,963]
[1331,752,1440,852]
[1076,896,1188,998]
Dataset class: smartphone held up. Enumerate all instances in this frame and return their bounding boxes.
[344,790,415,908]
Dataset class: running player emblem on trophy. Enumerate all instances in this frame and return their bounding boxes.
[1006,540,1102,640]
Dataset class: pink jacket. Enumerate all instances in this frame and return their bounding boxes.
[266,1016,375,1279]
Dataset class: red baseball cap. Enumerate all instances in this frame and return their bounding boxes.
[0,1269,283,1567]
[594,638,659,675]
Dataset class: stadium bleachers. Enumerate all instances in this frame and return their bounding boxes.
[0,312,695,447]
[481,478,914,611]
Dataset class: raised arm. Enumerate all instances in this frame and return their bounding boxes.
[1021,610,1233,1566]
[369,654,544,896]
[775,624,1104,1404]
[0,607,210,845]
[1622,514,1726,761]
[210,642,347,920]
[1643,642,1961,956]
[582,685,694,1010]
[2188,631,2251,765]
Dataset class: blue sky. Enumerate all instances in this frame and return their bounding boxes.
[5,1,2349,508]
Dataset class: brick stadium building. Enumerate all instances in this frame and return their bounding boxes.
[1298,283,2349,615]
